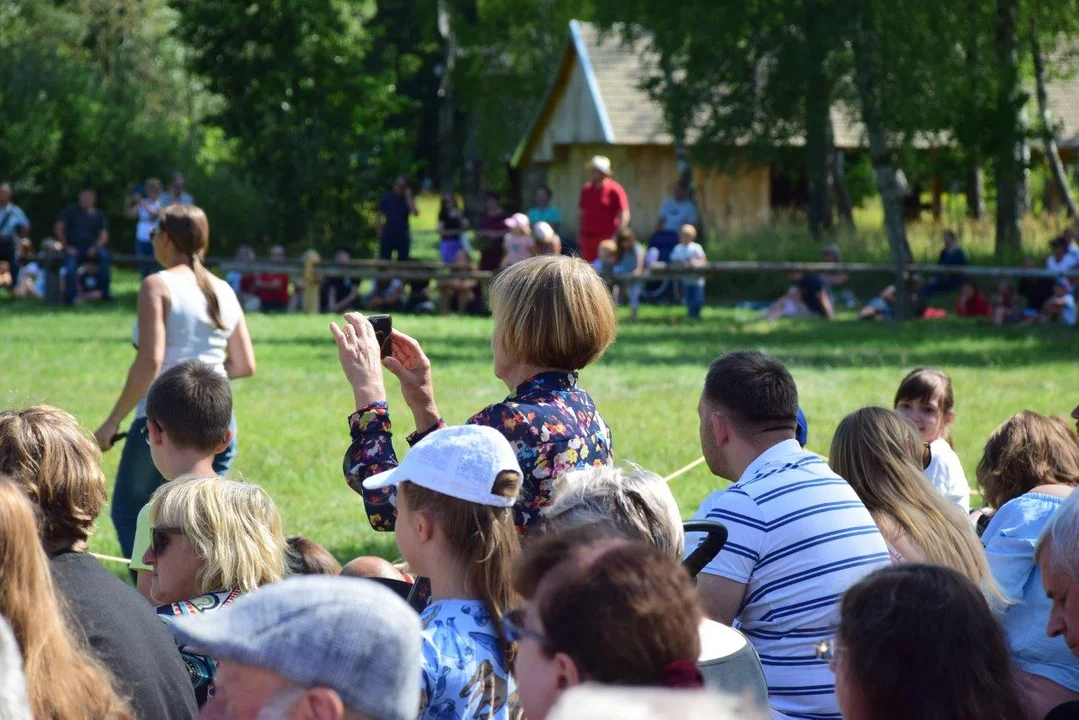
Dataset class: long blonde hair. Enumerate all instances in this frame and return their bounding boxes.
[149,476,286,594]
[0,478,132,719]
[159,204,225,330]
[830,408,1001,600]
[399,472,521,660]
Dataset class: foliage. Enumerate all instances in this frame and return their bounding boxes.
[3,274,1075,563]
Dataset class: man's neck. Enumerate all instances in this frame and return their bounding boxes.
[729,434,797,481]
[161,451,218,481]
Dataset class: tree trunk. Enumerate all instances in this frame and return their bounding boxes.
[804,0,834,240]
[1031,23,1078,217]
[852,2,911,320]
[994,0,1023,253]
[966,161,986,219]
[832,148,855,226]
[436,0,457,191]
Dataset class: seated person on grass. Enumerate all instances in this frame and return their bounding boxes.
[365,277,406,312]
[764,245,839,320]
[1039,278,1077,327]
[922,230,968,297]
[129,360,234,602]
[438,248,480,316]
[74,259,105,304]
[955,278,992,318]
[320,247,363,313]
[860,276,925,321]
[253,245,290,312]
[12,239,44,300]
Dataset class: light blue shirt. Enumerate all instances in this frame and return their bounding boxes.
[160,191,194,207]
[983,492,1079,692]
[688,439,889,720]
[419,600,519,719]
[0,203,30,238]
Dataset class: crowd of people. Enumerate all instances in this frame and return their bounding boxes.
[1,197,1079,718]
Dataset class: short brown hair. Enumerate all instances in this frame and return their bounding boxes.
[490,255,616,370]
[286,535,342,576]
[0,407,106,553]
[977,411,1079,509]
[145,360,232,451]
[894,368,955,442]
[513,531,701,685]
[703,351,798,437]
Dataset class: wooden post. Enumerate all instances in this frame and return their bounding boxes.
[303,251,320,315]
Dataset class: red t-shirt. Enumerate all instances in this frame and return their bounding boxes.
[578,178,629,240]
[256,272,290,306]
[956,290,991,317]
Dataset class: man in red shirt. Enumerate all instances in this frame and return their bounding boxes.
[577,155,630,262]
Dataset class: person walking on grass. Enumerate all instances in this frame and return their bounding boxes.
[93,205,254,561]
[687,351,888,720]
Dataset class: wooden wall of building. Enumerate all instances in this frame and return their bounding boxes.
[522,143,771,240]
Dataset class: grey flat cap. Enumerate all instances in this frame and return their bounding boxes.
[170,576,422,720]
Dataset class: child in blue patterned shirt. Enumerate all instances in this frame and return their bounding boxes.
[362,424,523,720]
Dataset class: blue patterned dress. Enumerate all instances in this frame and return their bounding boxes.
[344,371,613,531]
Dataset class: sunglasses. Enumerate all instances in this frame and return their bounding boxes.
[140,418,161,444]
[151,526,184,556]
[502,608,552,652]
[922,442,932,471]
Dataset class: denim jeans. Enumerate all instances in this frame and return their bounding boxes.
[63,247,112,304]
[111,415,237,559]
[135,240,160,278]
[684,283,705,319]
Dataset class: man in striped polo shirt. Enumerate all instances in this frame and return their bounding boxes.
[688,351,889,720]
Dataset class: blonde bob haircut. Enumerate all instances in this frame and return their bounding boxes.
[490,255,616,370]
[148,476,286,595]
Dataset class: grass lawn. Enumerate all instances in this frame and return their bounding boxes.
[2,271,1077,568]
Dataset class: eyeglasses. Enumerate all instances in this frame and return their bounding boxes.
[922,442,933,470]
[502,608,552,652]
[150,526,184,556]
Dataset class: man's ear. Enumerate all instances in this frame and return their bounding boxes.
[554,652,582,690]
[294,687,345,720]
[709,411,729,448]
[214,428,234,455]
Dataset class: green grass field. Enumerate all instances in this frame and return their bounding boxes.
[2,272,1077,568]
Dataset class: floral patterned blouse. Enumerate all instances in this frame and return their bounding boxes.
[156,589,242,706]
[344,371,613,531]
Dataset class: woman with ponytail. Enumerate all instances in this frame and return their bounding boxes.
[93,204,255,561]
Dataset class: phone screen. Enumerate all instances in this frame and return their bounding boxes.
[368,314,393,358]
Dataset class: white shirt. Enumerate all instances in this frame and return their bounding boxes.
[688,440,888,720]
[132,270,242,417]
[1047,253,1078,274]
[924,439,970,513]
[669,241,707,287]
[135,199,161,243]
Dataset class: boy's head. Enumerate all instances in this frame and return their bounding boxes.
[1051,236,1069,259]
[679,224,697,244]
[145,360,233,478]
[597,239,618,262]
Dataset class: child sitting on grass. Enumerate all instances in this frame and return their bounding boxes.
[894,368,969,513]
[668,224,707,319]
[128,360,234,601]
[362,424,523,720]
[1039,278,1077,327]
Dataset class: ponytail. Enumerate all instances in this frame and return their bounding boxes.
[191,255,226,331]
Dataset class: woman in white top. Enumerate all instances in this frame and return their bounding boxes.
[124,177,164,278]
[93,205,255,560]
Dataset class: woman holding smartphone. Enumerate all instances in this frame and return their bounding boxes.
[93,205,255,560]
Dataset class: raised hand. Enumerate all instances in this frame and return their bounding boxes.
[330,312,387,409]
[382,330,441,430]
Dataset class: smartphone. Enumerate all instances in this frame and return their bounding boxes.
[368,314,393,358]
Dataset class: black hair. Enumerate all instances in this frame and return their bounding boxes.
[145,360,233,451]
[703,351,798,435]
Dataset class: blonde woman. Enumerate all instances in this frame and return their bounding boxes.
[0,478,132,719]
[143,475,286,706]
[829,407,997,596]
[94,205,255,563]
[336,254,617,533]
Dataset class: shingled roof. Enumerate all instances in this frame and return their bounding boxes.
[513,20,1079,167]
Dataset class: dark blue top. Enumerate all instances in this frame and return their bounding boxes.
[798,273,828,316]
[939,246,968,266]
[378,192,411,237]
[58,204,108,251]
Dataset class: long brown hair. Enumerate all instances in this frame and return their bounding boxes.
[977,411,1079,510]
[159,204,225,330]
[513,531,701,685]
[837,564,1026,720]
[0,478,132,719]
[830,408,1002,601]
[399,471,521,658]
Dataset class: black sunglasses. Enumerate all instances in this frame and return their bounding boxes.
[151,526,184,556]
[140,418,161,444]
[922,442,932,471]
[502,608,552,652]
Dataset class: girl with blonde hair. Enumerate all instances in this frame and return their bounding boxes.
[143,475,286,706]
[829,407,998,599]
[0,478,133,719]
[94,204,256,563]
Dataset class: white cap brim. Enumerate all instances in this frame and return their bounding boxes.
[362,467,402,492]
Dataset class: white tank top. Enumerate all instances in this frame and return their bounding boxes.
[133,269,243,417]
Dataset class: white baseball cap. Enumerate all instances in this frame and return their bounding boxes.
[362,425,522,508]
[587,155,612,175]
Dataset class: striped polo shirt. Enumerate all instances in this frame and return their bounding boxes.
[688,439,889,720]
